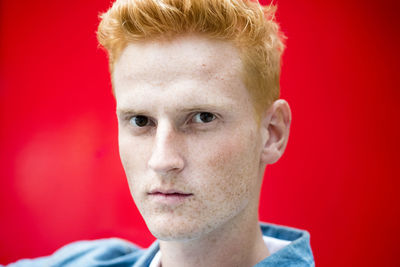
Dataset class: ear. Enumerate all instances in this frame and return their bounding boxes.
[260,99,292,165]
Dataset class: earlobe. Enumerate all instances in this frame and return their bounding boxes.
[260,99,292,165]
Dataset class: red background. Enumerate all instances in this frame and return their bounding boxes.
[0,0,399,266]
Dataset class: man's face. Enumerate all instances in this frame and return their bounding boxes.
[113,34,265,241]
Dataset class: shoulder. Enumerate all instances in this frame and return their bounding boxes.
[5,238,145,267]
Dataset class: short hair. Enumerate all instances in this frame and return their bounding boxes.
[97,0,285,116]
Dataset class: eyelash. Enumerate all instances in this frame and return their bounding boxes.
[127,112,218,128]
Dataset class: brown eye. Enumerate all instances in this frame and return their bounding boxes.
[130,115,150,127]
[192,112,216,123]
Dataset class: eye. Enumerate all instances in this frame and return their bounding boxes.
[129,115,151,127]
[192,112,216,123]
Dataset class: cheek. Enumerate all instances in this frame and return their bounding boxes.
[192,129,260,201]
[118,134,133,172]
[206,128,260,174]
[119,132,147,168]
[118,132,151,190]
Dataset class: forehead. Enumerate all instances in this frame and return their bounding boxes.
[112,34,251,112]
[114,34,242,82]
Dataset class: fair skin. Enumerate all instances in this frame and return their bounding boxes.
[113,34,291,267]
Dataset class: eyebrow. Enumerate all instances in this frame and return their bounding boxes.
[116,104,228,116]
[116,107,147,116]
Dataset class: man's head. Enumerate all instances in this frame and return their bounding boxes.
[97,0,285,117]
[97,0,291,242]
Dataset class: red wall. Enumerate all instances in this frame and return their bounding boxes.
[0,0,399,266]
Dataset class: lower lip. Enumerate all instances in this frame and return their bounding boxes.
[148,193,193,205]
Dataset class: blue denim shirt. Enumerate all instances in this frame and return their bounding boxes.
[4,222,314,266]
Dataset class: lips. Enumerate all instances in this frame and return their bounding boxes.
[148,189,193,196]
[148,189,193,205]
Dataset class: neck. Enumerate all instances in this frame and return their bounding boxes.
[158,204,269,267]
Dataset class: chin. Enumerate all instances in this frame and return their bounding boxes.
[151,230,199,242]
[145,217,213,242]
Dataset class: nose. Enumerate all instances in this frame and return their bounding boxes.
[147,122,185,175]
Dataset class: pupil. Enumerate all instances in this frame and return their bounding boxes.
[200,112,214,123]
[135,116,148,127]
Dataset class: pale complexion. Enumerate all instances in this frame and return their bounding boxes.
[113,34,291,267]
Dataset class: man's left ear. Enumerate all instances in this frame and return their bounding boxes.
[260,99,292,165]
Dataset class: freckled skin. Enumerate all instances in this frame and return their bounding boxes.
[113,34,270,266]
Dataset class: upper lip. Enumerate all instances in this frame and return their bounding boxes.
[148,188,193,195]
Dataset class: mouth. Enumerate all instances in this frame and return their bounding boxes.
[148,189,193,205]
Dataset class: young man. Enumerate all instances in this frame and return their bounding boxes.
[5,0,314,266]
